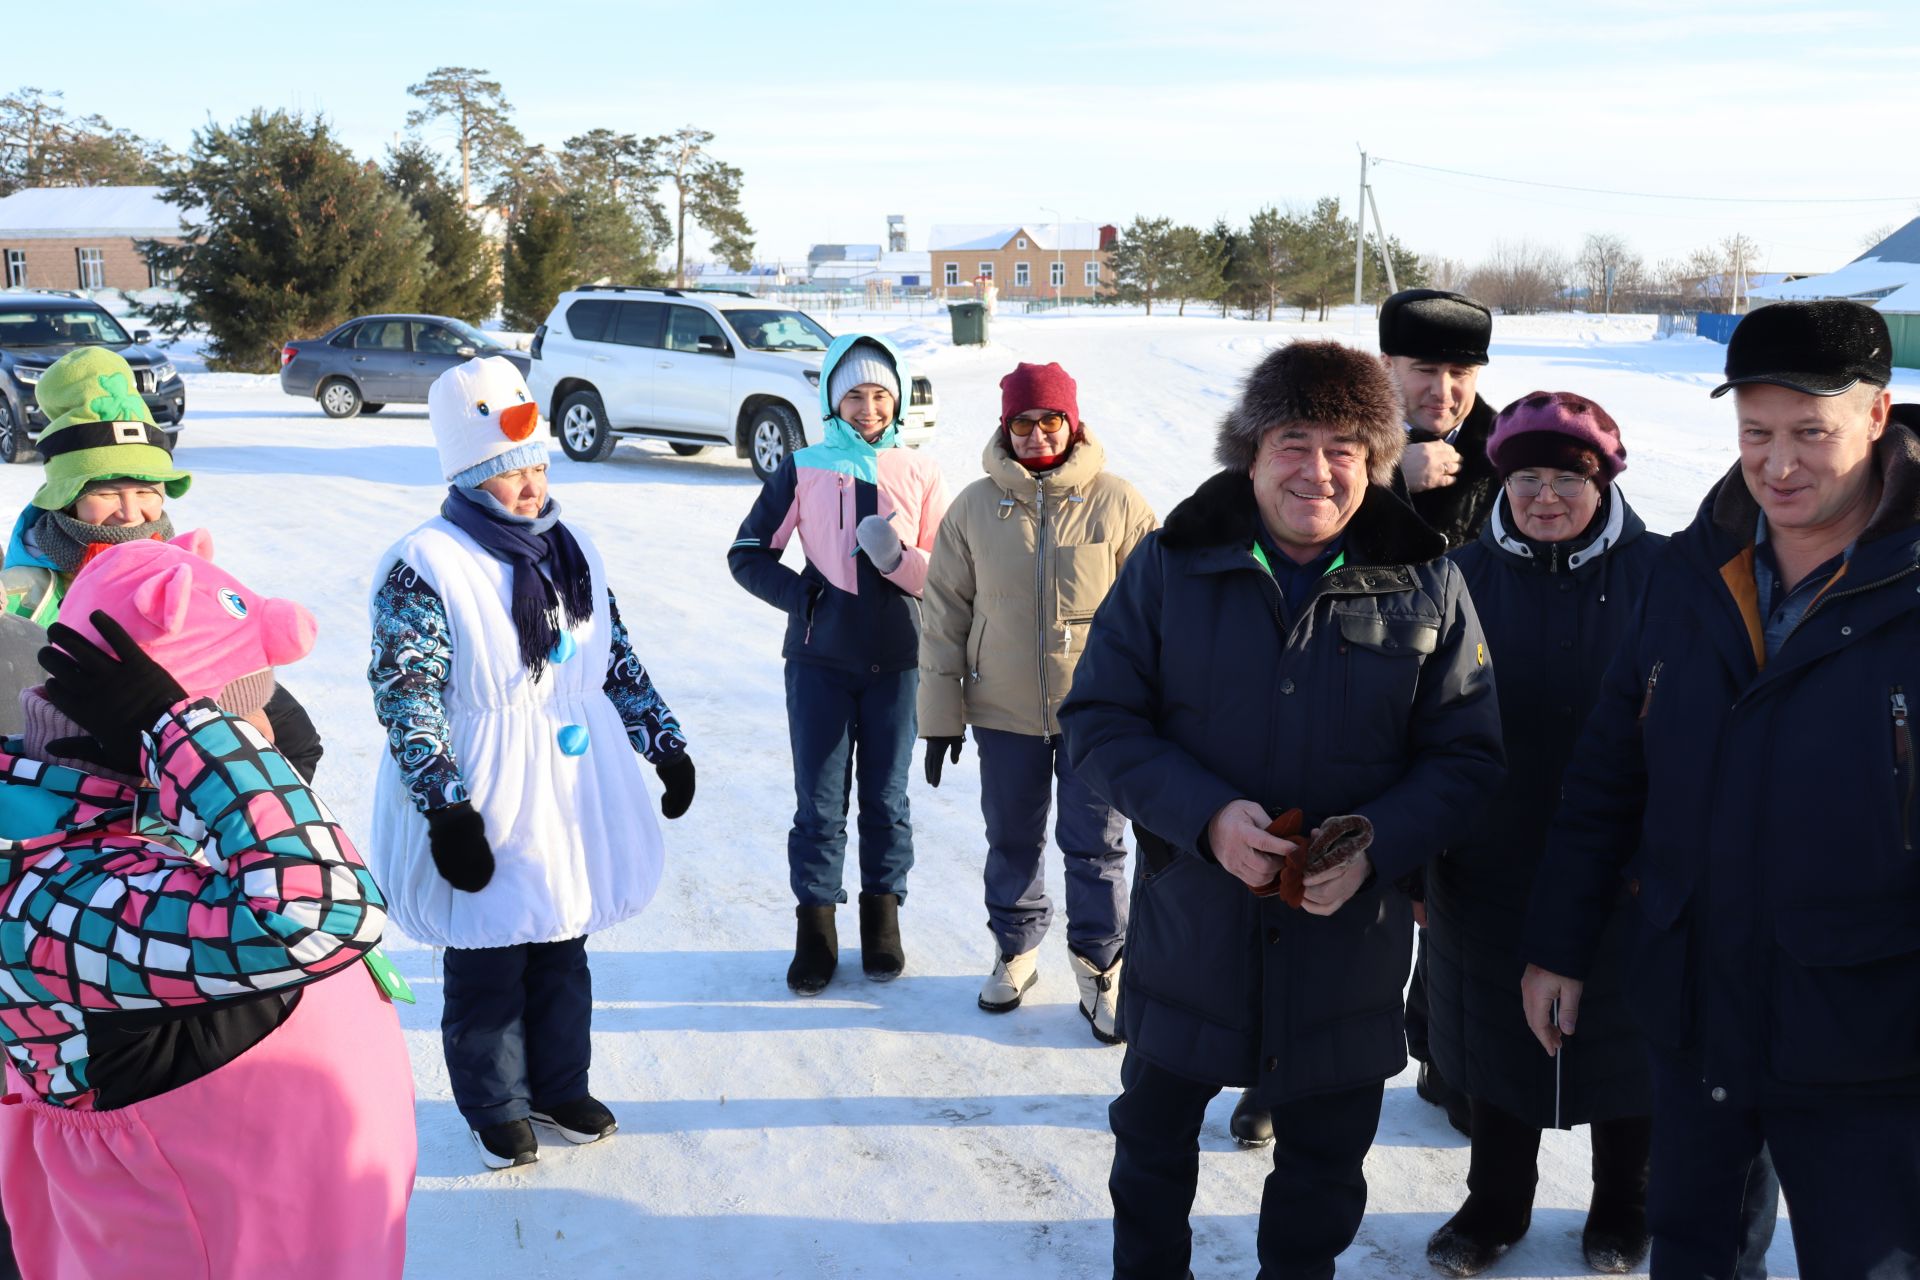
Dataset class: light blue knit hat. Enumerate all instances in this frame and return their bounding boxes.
[453,440,549,488]
[827,347,900,407]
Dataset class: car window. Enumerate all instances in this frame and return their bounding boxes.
[611,301,665,349]
[412,323,465,356]
[664,305,728,354]
[565,299,614,343]
[723,309,832,352]
[354,320,408,351]
[0,307,131,347]
[329,324,359,348]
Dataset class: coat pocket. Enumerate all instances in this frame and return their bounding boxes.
[1127,848,1258,1032]
[1330,606,1436,762]
[1054,542,1115,623]
[965,612,987,677]
[1771,901,1920,1085]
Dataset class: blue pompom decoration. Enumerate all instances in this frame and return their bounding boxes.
[557,724,590,756]
[550,633,578,664]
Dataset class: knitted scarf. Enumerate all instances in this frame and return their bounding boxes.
[441,485,593,680]
[36,510,175,574]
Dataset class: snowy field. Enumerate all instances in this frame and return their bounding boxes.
[19,308,1915,1279]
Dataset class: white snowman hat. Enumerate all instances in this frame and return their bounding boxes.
[428,356,550,485]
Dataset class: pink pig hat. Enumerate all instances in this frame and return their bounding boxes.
[59,531,317,715]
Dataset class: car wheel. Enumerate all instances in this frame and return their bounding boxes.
[319,378,362,419]
[558,390,617,462]
[360,402,386,415]
[0,401,35,465]
[747,404,803,483]
[669,442,709,457]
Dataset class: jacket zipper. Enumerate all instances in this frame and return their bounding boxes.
[1639,659,1664,721]
[1776,563,1920,653]
[1894,686,1914,851]
[1034,476,1051,743]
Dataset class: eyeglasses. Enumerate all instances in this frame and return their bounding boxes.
[1506,474,1592,500]
[1008,412,1071,437]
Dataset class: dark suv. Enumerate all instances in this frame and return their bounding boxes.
[0,293,187,464]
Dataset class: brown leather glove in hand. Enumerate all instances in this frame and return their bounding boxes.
[1250,811,1375,908]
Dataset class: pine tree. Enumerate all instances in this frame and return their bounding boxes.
[142,110,428,373]
[1108,216,1179,315]
[645,127,755,285]
[1166,225,1216,317]
[1245,206,1292,321]
[0,87,172,195]
[405,67,521,209]
[386,142,498,321]
[559,129,668,286]
[1282,197,1357,322]
[502,191,577,330]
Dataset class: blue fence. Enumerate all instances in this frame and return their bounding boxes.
[1696,312,1743,344]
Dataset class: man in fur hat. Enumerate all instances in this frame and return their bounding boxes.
[1061,340,1505,1279]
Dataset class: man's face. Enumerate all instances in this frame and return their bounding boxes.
[1250,423,1368,558]
[1386,355,1481,435]
[1735,383,1889,535]
[70,480,165,527]
[478,464,550,517]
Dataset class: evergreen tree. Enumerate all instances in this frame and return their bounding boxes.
[1245,206,1293,321]
[386,141,498,321]
[502,191,577,330]
[565,187,665,288]
[559,129,668,286]
[142,110,428,373]
[1108,216,1179,315]
[0,86,172,195]
[1166,225,1216,317]
[1282,196,1356,322]
[405,66,521,209]
[645,127,754,284]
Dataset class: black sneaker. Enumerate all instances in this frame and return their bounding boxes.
[470,1118,539,1169]
[531,1095,618,1145]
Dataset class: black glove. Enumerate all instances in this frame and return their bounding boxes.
[425,802,495,893]
[38,611,187,776]
[656,752,696,819]
[924,735,964,787]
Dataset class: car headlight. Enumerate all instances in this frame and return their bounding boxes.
[804,370,820,386]
[152,362,177,384]
[13,365,42,384]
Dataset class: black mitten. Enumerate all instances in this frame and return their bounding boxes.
[656,753,696,819]
[425,802,495,893]
[39,611,187,776]
[923,735,964,787]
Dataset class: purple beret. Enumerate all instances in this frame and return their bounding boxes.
[1486,391,1627,484]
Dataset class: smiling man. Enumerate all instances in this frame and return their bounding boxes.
[1381,288,1500,552]
[1060,340,1503,1279]
[1522,301,1920,1278]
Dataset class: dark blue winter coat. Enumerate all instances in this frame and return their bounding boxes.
[1430,489,1666,1128]
[1526,410,1920,1101]
[1060,471,1505,1100]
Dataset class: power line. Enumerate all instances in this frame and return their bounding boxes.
[1372,156,1920,206]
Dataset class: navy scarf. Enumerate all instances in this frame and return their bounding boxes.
[441,485,593,679]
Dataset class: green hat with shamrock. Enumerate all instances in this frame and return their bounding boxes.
[30,346,190,511]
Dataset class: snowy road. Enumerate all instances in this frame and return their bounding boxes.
[13,308,1893,1278]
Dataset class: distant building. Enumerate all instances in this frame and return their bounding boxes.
[686,261,799,291]
[809,251,931,290]
[1747,217,1920,369]
[0,186,193,294]
[927,222,1117,300]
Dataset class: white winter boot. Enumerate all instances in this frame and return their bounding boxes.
[978,949,1039,1012]
[1070,951,1124,1045]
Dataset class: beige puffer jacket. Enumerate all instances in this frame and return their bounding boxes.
[919,427,1156,740]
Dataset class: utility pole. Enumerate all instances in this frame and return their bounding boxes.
[1365,180,1398,295]
[1353,148,1368,309]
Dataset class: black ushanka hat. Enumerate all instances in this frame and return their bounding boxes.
[1710,299,1893,398]
[1378,289,1492,366]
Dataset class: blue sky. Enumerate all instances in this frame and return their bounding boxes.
[17,0,1920,274]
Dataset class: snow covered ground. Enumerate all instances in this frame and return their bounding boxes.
[20,308,1911,1278]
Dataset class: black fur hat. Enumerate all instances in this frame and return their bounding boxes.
[1379,288,1492,366]
[1710,300,1893,398]
[1215,340,1405,486]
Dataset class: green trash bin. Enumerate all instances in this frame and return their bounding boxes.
[949,301,989,346]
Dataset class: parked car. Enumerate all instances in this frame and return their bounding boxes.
[526,286,937,481]
[279,314,532,419]
[0,292,186,465]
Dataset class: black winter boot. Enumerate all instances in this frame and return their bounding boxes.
[1418,1060,1472,1137]
[1228,1089,1273,1148]
[1429,1097,1540,1276]
[1584,1115,1652,1274]
[787,904,838,996]
[1427,1195,1533,1277]
[858,892,905,981]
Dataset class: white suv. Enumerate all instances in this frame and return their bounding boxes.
[526,287,937,481]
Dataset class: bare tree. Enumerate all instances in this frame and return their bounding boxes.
[1467,239,1570,314]
[1576,233,1641,315]
[1422,255,1469,292]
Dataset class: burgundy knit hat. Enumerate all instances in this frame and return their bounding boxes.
[1486,391,1627,486]
[999,362,1080,431]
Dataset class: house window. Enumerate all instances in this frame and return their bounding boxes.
[1050,261,1065,288]
[943,262,958,287]
[75,247,105,290]
[1017,237,1028,250]
[1084,260,1100,289]
[978,261,994,281]
[146,252,177,290]
[1014,262,1030,288]
[3,250,24,289]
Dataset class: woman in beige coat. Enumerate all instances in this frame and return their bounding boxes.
[919,362,1156,1042]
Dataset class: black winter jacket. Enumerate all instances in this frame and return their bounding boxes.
[1527,410,1920,1100]
[1394,395,1501,552]
[1430,490,1665,1127]
[1060,471,1504,1099]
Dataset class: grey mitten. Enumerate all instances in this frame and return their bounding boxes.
[854,514,904,572]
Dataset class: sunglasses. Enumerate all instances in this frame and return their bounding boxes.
[1008,412,1071,437]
